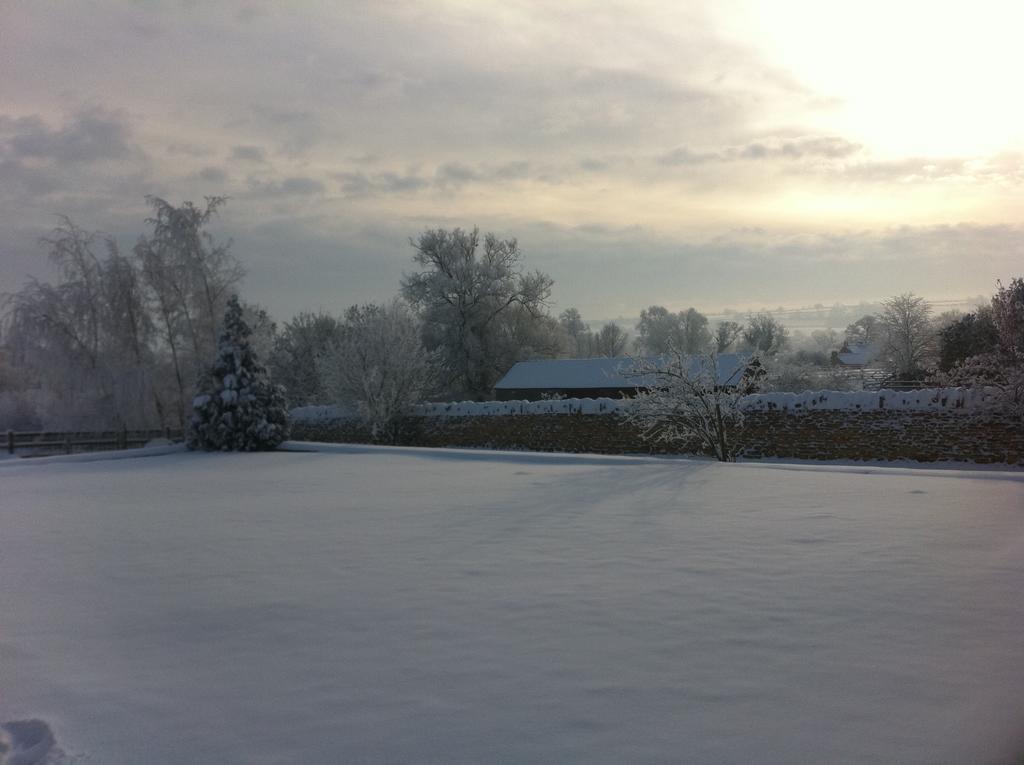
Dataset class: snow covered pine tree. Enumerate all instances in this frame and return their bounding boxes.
[188,295,288,451]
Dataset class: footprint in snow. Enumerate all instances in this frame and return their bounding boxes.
[0,719,65,765]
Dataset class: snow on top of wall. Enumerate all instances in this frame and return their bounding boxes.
[738,388,998,412]
[289,405,357,424]
[290,388,999,425]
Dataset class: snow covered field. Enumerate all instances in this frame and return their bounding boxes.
[1,445,1023,764]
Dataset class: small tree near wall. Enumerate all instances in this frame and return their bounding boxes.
[188,295,288,451]
[623,350,754,462]
[317,300,437,443]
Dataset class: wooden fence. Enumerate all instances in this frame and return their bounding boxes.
[6,428,185,456]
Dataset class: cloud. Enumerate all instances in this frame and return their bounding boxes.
[434,162,481,188]
[198,166,228,184]
[657,135,861,166]
[230,145,267,163]
[166,142,214,157]
[0,107,153,218]
[245,175,326,197]
[336,170,429,197]
[494,161,531,180]
[335,161,534,197]
[244,105,323,157]
[277,176,326,195]
[1,3,1021,324]
[839,157,970,183]
[0,108,134,164]
[740,136,861,160]
[657,147,721,166]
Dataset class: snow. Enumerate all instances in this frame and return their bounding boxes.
[417,397,628,417]
[289,404,356,423]
[835,343,881,366]
[1,446,1023,764]
[739,386,999,412]
[290,387,997,424]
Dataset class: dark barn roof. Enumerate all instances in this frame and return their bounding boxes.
[493,355,751,400]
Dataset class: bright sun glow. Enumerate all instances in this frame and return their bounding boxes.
[718,0,1024,158]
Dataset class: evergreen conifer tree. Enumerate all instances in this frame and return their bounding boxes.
[188,295,288,451]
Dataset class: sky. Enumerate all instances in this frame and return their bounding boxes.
[2,0,1022,322]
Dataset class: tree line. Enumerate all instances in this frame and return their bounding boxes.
[1,198,1021,435]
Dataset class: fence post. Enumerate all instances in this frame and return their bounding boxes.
[64,437,71,455]
[165,426,171,441]
[120,426,128,450]
[7,430,13,455]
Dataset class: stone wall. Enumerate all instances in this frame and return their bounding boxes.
[290,409,1024,465]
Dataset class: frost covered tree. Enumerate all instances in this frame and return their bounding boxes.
[622,349,755,462]
[636,306,711,355]
[2,198,247,431]
[936,279,1024,417]
[401,227,553,399]
[4,218,160,428]
[188,295,288,451]
[135,196,244,425]
[809,329,841,355]
[268,311,345,406]
[742,313,789,355]
[317,300,436,442]
[844,315,884,347]
[991,277,1024,357]
[242,303,278,363]
[494,304,564,366]
[879,293,936,378]
[938,308,998,371]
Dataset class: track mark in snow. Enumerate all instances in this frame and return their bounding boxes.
[0,719,64,765]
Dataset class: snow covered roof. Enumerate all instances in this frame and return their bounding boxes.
[836,343,881,366]
[494,354,751,390]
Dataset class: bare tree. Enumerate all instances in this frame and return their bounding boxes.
[318,300,437,441]
[559,307,593,357]
[678,308,712,354]
[591,322,629,357]
[714,320,743,353]
[401,227,553,399]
